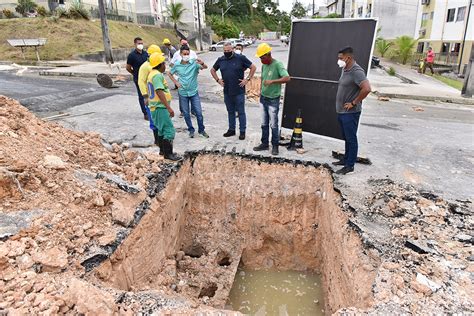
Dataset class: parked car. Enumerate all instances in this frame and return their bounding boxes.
[210,41,225,51]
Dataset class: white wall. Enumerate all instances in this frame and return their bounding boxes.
[373,0,420,39]
[430,0,473,41]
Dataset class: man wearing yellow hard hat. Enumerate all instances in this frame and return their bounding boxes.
[147,52,180,161]
[253,42,291,156]
[137,44,163,150]
[161,38,177,62]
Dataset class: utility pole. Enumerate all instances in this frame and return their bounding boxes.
[461,43,474,97]
[196,0,203,51]
[98,0,114,64]
[312,0,315,16]
[341,0,345,18]
[458,0,472,74]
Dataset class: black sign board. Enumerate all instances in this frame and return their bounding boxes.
[282,19,377,140]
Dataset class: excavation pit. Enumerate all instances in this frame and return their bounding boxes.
[96,154,380,313]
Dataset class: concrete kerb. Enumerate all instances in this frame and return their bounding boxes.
[373,90,474,106]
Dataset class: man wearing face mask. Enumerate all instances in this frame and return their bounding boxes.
[234,44,244,55]
[210,42,257,140]
[334,46,372,175]
[170,39,198,67]
[253,43,290,156]
[126,37,149,120]
[147,52,181,161]
[168,45,209,139]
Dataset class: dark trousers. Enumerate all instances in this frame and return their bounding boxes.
[337,112,361,168]
[133,80,147,115]
[224,93,246,133]
[423,62,434,74]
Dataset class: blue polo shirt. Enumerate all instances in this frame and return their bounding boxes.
[127,49,149,81]
[170,60,201,97]
[212,53,252,96]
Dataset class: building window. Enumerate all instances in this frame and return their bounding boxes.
[446,8,456,22]
[456,6,466,22]
[441,42,450,54]
[358,6,363,17]
[452,43,461,53]
[430,11,434,19]
[417,42,425,53]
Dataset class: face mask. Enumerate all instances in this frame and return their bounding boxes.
[235,50,242,55]
[182,55,190,62]
[261,57,271,65]
[137,44,144,50]
[224,52,233,58]
[337,59,346,68]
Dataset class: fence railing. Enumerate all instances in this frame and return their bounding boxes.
[413,52,459,66]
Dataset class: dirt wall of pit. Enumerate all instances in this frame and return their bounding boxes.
[97,154,380,313]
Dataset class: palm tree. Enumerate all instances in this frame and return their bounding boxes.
[376,38,392,57]
[394,35,417,65]
[167,2,186,35]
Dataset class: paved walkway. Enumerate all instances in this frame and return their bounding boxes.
[370,59,473,104]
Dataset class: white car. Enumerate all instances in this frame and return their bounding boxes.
[210,41,225,51]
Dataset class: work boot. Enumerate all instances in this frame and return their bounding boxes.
[271,145,279,156]
[223,130,236,137]
[332,159,345,166]
[153,130,159,146]
[158,136,164,156]
[239,132,245,140]
[335,166,354,175]
[163,139,181,161]
[253,143,269,151]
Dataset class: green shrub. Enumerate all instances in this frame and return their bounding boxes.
[387,67,396,76]
[55,7,69,18]
[15,0,36,16]
[393,35,417,65]
[2,8,16,18]
[37,6,48,17]
[376,38,392,57]
[68,0,89,20]
[211,20,239,39]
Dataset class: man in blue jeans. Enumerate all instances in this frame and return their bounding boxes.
[126,37,149,120]
[253,43,291,156]
[333,46,372,175]
[210,42,256,140]
[168,45,209,138]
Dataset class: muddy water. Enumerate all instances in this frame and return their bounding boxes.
[227,269,325,315]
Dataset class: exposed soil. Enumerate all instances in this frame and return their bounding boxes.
[0,95,473,315]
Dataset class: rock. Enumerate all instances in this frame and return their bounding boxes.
[96,172,141,194]
[454,233,472,244]
[93,193,105,207]
[405,239,436,255]
[410,280,431,294]
[98,232,116,246]
[16,254,34,270]
[111,200,134,227]
[0,167,23,199]
[43,155,67,170]
[416,273,441,292]
[8,240,26,257]
[32,247,68,272]
[64,278,117,315]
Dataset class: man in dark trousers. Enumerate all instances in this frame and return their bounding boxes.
[210,42,256,140]
[126,37,149,120]
[333,46,371,175]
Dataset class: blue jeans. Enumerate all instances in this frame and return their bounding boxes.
[178,92,205,134]
[224,93,246,133]
[337,112,361,168]
[133,80,147,115]
[260,96,280,147]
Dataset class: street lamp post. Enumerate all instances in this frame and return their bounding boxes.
[196,0,203,51]
[222,4,233,22]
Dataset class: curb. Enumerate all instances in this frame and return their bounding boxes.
[39,71,132,81]
[373,91,474,106]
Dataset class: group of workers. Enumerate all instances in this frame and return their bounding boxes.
[126,37,371,174]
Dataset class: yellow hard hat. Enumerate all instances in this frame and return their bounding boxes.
[149,52,166,68]
[147,44,162,55]
[256,43,272,57]
[162,38,171,45]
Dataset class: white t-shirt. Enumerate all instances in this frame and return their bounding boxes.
[171,50,198,65]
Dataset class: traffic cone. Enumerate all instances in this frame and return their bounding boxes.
[287,109,303,151]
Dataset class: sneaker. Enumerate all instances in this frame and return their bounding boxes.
[335,166,354,175]
[223,130,236,137]
[253,143,269,151]
[332,160,345,166]
[239,132,245,140]
[199,131,209,138]
[189,132,195,138]
[271,146,279,156]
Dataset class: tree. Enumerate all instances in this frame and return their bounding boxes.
[15,0,37,16]
[376,38,392,57]
[291,1,307,18]
[167,2,186,34]
[394,35,417,64]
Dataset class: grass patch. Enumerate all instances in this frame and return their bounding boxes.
[387,67,396,76]
[433,74,463,91]
[0,18,179,61]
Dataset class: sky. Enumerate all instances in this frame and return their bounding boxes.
[278,0,327,13]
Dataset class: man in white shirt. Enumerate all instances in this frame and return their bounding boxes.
[171,39,197,66]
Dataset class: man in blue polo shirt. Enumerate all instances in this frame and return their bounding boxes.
[126,37,149,120]
[210,41,256,140]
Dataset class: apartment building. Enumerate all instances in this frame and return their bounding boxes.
[417,0,472,71]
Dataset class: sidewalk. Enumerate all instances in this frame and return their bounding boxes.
[39,61,131,79]
[369,59,473,105]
